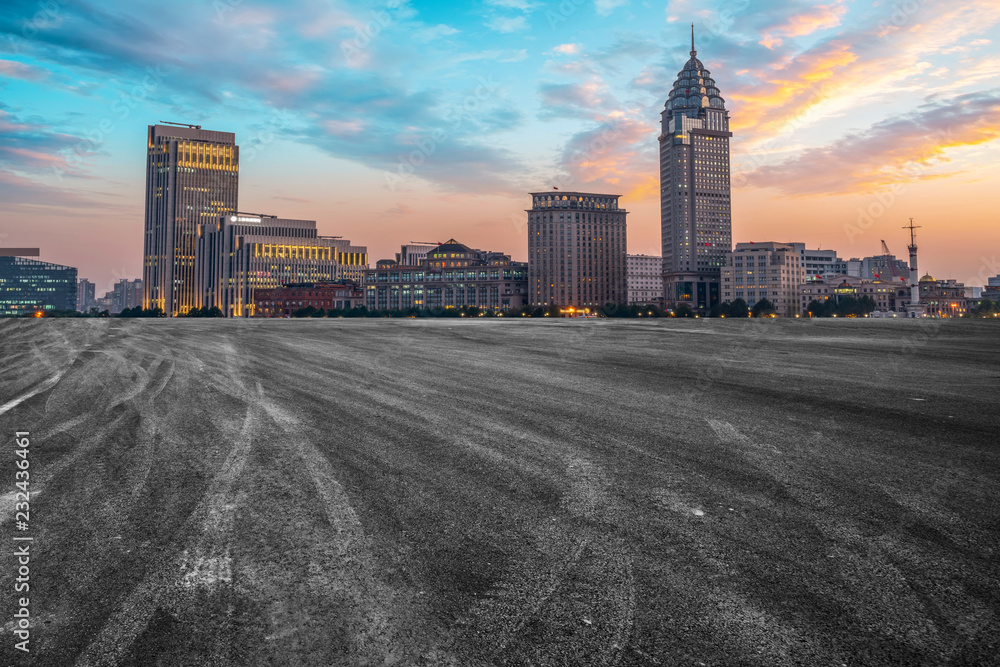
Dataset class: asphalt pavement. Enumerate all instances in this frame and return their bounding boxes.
[0,317,997,666]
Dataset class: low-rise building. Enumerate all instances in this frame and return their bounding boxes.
[253,281,364,317]
[798,275,901,314]
[366,239,528,311]
[196,213,367,317]
[721,242,804,316]
[0,249,77,316]
[918,275,973,317]
[627,254,664,305]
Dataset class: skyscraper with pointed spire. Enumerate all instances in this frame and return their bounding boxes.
[659,26,732,311]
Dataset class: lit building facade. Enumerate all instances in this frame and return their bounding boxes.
[254,281,365,317]
[627,254,664,305]
[143,124,239,316]
[366,240,528,311]
[798,275,901,314]
[721,242,804,317]
[918,275,972,317]
[0,250,77,316]
[527,192,627,308]
[196,214,367,317]
[660,28,732,312]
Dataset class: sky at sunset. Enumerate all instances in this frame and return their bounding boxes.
[1,0,999,292]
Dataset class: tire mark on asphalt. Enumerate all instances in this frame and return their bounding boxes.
[707,419,781,454]
[255,396,463,666]
[75,388,261,667]
[0,373,63,416]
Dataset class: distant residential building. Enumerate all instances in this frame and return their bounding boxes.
[254,281,364,317]
[112,279,143,314]
[97,292,113,313]
[77,279,97,311]
[144,124,239,316]
[983,276,1000,302]
[798,275,901,314]
[627,255,664,305]
[860,254,910,282]
[527,191,627,308]
[721,242,804,317]
[0,249,76,316]
[366,239,527,311]
[196,214,367,317]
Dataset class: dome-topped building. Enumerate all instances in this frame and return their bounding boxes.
[659,25,733,312]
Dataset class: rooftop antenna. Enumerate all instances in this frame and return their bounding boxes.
[159,121,202,129]
[903,217,921,249]
[691,23,696,56]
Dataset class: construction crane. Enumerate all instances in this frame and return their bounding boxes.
[879,239,906,282]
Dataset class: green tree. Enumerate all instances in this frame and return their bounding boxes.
[672,303,695,318]
[751,298,776,317]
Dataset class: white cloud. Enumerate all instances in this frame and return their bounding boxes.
[485,16,528,33]
[595,0,628,16]
[486,0,538,10]
[551,43,581,55]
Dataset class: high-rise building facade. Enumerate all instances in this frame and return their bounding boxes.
[0,249,77,316]
[196,214,367,317]
[721,242,804,317]
[660,28,732,311]
[627,254,664,305]
[144,124,239,316]
[527,192,627,308]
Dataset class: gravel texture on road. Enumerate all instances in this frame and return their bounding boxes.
[0,318,998,666]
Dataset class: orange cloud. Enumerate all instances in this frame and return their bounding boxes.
[759,2,848,49]
[728,41,857,136]
[741,92,1000,196]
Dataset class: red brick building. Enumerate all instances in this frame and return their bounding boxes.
[253,281,364,317]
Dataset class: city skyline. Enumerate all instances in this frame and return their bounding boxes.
[2,0,999,289]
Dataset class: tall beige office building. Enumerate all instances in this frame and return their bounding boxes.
[143,123,239,316]
[527,192,627,308]
[660,27,732,312]
[721,242,805,317]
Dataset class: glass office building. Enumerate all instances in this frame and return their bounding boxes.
[0,255,77,316]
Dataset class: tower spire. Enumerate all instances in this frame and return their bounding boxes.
[691,23,696,56]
